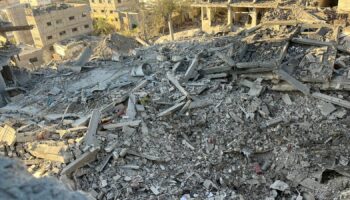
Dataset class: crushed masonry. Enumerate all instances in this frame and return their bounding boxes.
[2,4,350,200]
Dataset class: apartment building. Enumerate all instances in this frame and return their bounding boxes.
[89,0,139,31]
[25,3,93,48]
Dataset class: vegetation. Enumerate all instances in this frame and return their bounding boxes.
[138,0,191,40]
[93,18,115,35]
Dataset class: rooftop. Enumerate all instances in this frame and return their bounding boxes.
[26,3,87,16]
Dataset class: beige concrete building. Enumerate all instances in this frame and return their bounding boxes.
[2,4,35,45]
[25,3,93,48]
[89,0,139,31]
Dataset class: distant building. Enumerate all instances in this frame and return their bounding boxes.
[25,3,93,48]
[89,0,139,31]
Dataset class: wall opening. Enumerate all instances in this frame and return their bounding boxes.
[317,0,338,7]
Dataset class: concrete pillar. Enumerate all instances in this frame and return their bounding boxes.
[227,6,233,26]
[201,7,204,21]
[250,8,258,27]
[207,7,213,27]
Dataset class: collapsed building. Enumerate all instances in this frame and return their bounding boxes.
[2,4,350,199]
[192,0,350,34]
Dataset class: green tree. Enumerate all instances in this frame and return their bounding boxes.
[150,0,191,41]
[93,18,115,35]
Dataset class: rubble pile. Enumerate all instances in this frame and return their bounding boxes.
[2,21,350,200]
[92,33,140,61]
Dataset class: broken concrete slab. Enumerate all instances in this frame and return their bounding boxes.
[126,94,137,120]
[215,51,235,67]
[84,110,101,148]
[27,141,72,163]
[157,102,186,117]
[291,38,333,47]
[282,94,292,105]
[167,72,189,97]
[317,101,336,116]
[239,79,263,97]
[61,147,99,176]
[276,69,310,95]
[184,54,200,81]
[103,120,141,130]
[270,180,289,192]
[312,92,350,109]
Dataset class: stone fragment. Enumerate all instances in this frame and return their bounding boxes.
[270,180,289,191]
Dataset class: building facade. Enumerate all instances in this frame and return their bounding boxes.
[25,3,93,48]
[89,0,139,31]
[2,4,35,45]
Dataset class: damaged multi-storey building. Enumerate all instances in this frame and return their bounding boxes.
[0,20,32,107]
[192,0,350,34]
[0,1,93,69]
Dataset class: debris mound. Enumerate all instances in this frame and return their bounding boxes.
[92,33,139,61]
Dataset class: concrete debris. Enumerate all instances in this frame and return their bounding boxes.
[282,94,293,105]
[3,7,350,200]
[84,109,101,148]
[312,92,350,109]
[270,180,290,192]
[27,141,71,163]
[317,101,336,116]
[61,147,99,176]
